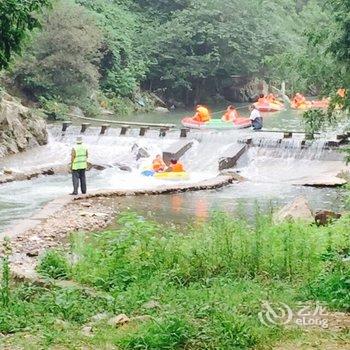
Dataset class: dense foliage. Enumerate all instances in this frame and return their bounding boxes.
[0,0,50,69]
[4,0,348,114]
[12,1,102,106]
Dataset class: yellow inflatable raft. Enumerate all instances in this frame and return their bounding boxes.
[154,171,190,181]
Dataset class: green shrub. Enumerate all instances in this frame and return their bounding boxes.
[118,315,194,349]
[305,258,350,311]
[37,250,70,280]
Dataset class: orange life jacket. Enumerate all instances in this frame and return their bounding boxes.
[194,106,210,122]
[257,97,266,105]
[222,109,239,122]
[170,163,184,172]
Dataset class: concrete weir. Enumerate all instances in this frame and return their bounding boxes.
[163,140,193,164]
[219,144,247,171]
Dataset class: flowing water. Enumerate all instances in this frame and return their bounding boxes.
[0,108,348,231]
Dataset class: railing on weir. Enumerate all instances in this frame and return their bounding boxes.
[62,113,350,145]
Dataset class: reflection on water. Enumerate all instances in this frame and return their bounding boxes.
[109,184,345,225]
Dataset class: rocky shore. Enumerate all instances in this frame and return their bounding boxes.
[0,92,47,158]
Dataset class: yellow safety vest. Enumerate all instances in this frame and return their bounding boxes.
[72,144,87,170]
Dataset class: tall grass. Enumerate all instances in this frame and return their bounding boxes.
[4,211,350,349]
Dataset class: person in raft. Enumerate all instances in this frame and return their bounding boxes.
[167,159,185,172]
[293,93,307,107]
[192,104,211,122]
[250,104,263,131]
[71,136,88,195]
[221,105,239,122]
[152,154,166,172]
[257,94,266,104]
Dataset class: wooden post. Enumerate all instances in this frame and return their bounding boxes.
[139,126,150,136]
[180,128,190,138]
[159,127,168,137]
[100,124,110,135]
[81,123,91,133]
[120,125,130,135]
[62,121,72,132]
[283,132,292,138]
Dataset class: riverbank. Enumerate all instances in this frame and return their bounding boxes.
[2,175,238,280]
[1,206,349,349]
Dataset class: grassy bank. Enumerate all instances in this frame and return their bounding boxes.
[1,212,350,349]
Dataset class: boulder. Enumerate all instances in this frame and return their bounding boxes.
[274,196,314,223]
[315,210,342,226]
[155,106,170,113]
[132,144,150,160]
[3,168,13,175]
[0,93,48,158]
[222,77,268,102]
[69,106,84,117]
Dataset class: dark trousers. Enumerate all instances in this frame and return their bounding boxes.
[72,169,87,194]
[252,117,263,130]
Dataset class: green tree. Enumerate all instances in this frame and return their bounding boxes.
[142,0,291,104]
[12,0,102,105]
[77,0,149,97]
[0,0,50,69]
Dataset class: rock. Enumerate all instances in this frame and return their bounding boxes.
[155,106,170,113]
[3,168,13,175]
[118,165,132,172]
[274,196,314,223]
[222,77,268,103]
[69,106,84,117]
[79,211,92,217]
[132,144,150,160]
[142,300,161,310]
[219,170,246,182]
[89,164,106,171]
[81,325,93,337]
[107,314,130,327]
[0,93,48,158]
[81,202,92,208]
[91,312,112,323]
[26,250,39,257]
[315,210,341,226]
[101,108,114,116]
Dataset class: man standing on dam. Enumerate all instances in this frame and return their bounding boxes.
[70,136,88,195]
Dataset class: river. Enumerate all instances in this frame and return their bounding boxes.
[0,107,348,231]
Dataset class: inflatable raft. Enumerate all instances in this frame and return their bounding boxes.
[141,170,190,181]
[291,100,329,110]
[254,101,285,112]
[181,117,251,130]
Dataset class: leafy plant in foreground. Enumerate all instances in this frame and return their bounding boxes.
[37,250,70,280]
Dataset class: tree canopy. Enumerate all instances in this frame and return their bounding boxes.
[0,0,50,69]
[3,0,350,112]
